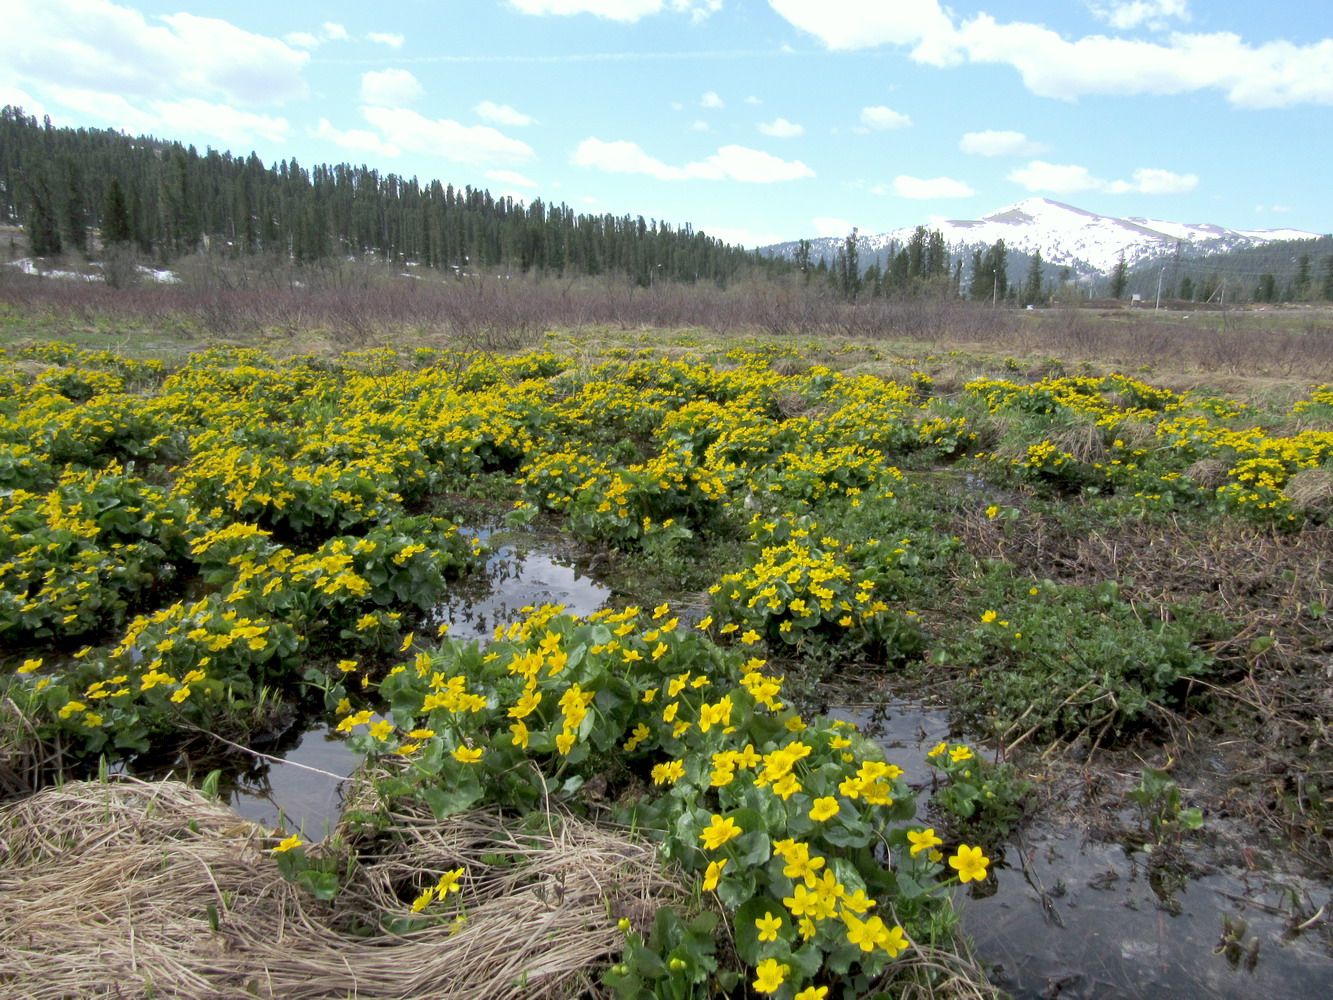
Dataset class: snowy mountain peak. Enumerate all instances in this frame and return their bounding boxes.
[764,199,1320,275]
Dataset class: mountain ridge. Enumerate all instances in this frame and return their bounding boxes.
[762,198,1320,276]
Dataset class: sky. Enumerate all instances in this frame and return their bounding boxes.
[2,0,1331,248]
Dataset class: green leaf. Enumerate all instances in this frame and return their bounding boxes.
[297,869,340,901]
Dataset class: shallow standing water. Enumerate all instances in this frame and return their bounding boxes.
[222,539,610,836]
[838,701,1333,1000]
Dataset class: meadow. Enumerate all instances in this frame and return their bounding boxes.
[1,270,1330,999]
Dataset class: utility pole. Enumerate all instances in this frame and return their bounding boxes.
[992,267,998,308]
[1155,267,1164,312]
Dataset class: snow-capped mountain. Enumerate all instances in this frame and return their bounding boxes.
[763,198,1319,275]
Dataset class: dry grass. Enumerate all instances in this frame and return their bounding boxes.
[0,776,685,1000]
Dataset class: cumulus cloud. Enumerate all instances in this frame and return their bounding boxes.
[486,170,539,188]
[362,107,535,166]
[368,32,405,47]
[314,118,400,157]
[893,175,975,199]
[45,85,289,143]
[0,87,46,120]
[572,138,814,182]
[360,69,424,107]
[757,117,803,137]
[476,101,537,126]
[700,91,725,109]
[859,106,912,130]
[1009,159,1197,195]
[1088,1,1190,31]
[744,95,763,105]
[689,120,711,132]
[767,0,1333,108]
[959,129,1048,156]
[508,0,720,23]
[284,21,348,49]
[813,217,857,237]
[1,0,309,106]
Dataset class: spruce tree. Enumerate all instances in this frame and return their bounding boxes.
[1109,254,1129,299]
[102,178,133,246]
[1022,251,1043,306]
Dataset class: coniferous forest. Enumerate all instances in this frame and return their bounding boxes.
[0,106,785,286]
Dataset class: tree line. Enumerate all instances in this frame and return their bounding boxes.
[0,106,786,287]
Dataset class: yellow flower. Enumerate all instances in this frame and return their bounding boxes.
[452,746,484,763]
[368,719,395,741]
[795,986,828,1000]
[510,720,530,748]
[755,911,783,942]
[949,844,990,883]
[555,732,576,755]
[926,741,948,757]
[18,658,41,674]
[808,797,839,822]
[170,686,191,703]
[950,745,974,762]
[272,834,303,853]
[651,760,685,785]
[699,814,742,850]
[985,505,999,518]
[880,923,909,957]
[437,867,465,894]
[752,958,788,994]
[400,632,415,652]
[702,858,728,891]
[907,828,943,857]
[980,609,998,624]
[337,659,358,673]
[411,887,435,912]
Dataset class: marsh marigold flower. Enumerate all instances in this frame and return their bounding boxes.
[752,959,788,994]
[949,844,990,883]
[699,814,742,850]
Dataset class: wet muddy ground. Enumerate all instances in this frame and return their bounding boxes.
[201,536,1330,999]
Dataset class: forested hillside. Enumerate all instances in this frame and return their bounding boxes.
[0,106,782,286]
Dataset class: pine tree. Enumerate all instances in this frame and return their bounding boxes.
[1022,251,1043,306]
[1109,253,1129,299]
[1255,273,1277,303]
[102,178,133,246]
[1179,275,1194,301]
[22,161,61,256]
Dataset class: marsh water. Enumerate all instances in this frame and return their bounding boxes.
[211,538,1330,999]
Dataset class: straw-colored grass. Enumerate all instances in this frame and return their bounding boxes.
[0,776,686,1000]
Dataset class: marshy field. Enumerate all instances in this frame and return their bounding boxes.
[1,266,1330,1000]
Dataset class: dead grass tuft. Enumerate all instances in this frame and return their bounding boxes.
[1284,467,1333,516]
[0,776,686,1000]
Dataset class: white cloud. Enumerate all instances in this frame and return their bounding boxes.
[360,69,424,107]
[46,85,289,143]
[1,0,308,106]
[893,175,975,199]
[767,0,1333,108]
[0,87,46,120]
[689,120,711,132]
[1107,167,1198,194]
[572,138,814,182]
[700,91,725,109]
[486,170,539,188]
[314,118,400,157]
[368,32,405,47]
[1255,203,1293,214]
[859,106,912,130]
[284,21,348,49]
[1009,160,1197,195]
[959,129,1047,156]
[152,98,290,144]
[1088,1,1190,31]
[1008,160,1107,194]
[508,1,720,23]
[744,95,763,105]
[757,117,803,137]
[363,107,535,166]
[476,101,537,126]
[813,217,856,237]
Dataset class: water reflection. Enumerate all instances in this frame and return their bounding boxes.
[225,541,609,836]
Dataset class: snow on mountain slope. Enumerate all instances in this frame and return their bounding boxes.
[764,198,1320,275]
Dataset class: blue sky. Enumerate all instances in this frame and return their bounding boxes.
[3,0,1330,247]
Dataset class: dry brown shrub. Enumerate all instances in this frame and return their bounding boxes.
[1284,467,1333,516]
[0,776,685,1000]
[1184,458,1231,491]
[1051,421,1106,466]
